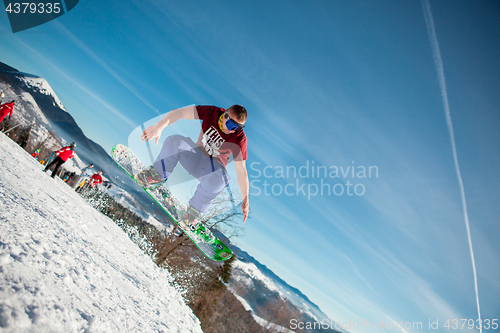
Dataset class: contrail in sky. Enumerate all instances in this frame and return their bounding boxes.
[422,0,482,329]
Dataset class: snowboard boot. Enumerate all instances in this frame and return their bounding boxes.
[180,206,215,242]
[135,166,165,189]
[180,205,203,231]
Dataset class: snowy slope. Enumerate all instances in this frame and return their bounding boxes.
[0,134,203,333]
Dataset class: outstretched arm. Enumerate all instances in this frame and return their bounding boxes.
[234,160,249,223]
[141,105,198,144]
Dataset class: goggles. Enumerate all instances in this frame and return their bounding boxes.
[224,111,245,131]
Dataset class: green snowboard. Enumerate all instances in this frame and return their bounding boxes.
[111,144,232,261]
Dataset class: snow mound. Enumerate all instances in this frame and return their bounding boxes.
[0,134,203,333]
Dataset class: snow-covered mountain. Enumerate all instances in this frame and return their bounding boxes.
[226,246,340,333]
[0,132,203,332]
[1,62,114,171]
[0,61,170,223]
[16,74,67,111]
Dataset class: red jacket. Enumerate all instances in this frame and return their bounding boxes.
[56,146,75,161]
[0,102,14,122]
[89,174,103,187]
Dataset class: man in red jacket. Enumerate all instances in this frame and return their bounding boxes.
[139,105,249,228]
[0,101,15,123]
[89,171,103,188]
[44,142,76,178]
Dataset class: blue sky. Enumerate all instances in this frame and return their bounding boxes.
[1,0,499,331]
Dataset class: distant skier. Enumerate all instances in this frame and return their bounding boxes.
[139,105,249,229]
[0,92,5,104]
[76,164,94,192]
[44,142,76,178]
[89,171,103,188]
[62,171,76,183]
[79,170,104,194]
[0,100,15,123]
[31,148,41,160]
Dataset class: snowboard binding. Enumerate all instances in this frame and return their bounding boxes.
[180,206,215,242]
[180,205,203,231]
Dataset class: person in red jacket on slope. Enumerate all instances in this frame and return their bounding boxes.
[89,171,103,188]
[44,142,76,178]
[31,148,41,160]
[0,101,15,123]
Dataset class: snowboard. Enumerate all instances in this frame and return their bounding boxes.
[111,144,232,261]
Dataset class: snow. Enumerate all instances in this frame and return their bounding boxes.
[227,287,253,312]
[229,282,294,333]
[232,260,281,294]
[0,134,204,333]
[0,81,83,174]
[16,76,67,112]
[251,315,294,333]
[231,257,327,323]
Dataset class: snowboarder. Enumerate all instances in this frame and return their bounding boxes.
[139,105,249,228]
[44,142,76,178]
[0,100,15,123]
[76,164,94,192]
